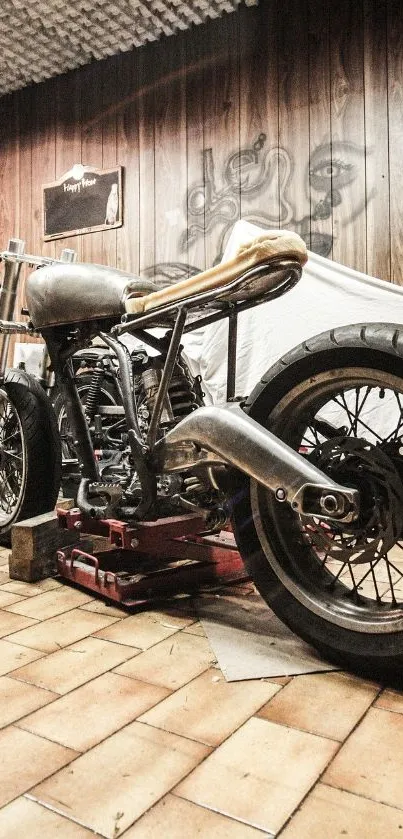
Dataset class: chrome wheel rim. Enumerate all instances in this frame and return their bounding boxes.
[0,393,26,527]
[251,367,403,633]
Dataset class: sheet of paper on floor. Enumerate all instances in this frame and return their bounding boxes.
[196,591,339,681]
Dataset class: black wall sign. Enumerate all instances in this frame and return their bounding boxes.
[43,165,123,241]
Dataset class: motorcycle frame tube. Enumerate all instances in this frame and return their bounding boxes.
[146,306,188,449]
[227,307,237,401]
[45,332,99,482]
[0,249,24,377]
[98,331,143,444]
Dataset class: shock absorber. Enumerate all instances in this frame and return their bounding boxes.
[167,365,201,421]
[84,363,104,423]
[141,359,203,428]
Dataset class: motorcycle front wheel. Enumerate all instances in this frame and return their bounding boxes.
[231,323,403,680]
[0,369,62,544]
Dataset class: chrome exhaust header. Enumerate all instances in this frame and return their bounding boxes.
[157,403,359,523]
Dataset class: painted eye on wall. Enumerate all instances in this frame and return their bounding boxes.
[309,141,364,192]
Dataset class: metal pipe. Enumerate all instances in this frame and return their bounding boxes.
[114,259,302,338]
[55,361,99,481]
[158,402,359,523]
[226,308,237,401]
[0,238,25,376]
[99,332,143,443]
[146,307,187,449]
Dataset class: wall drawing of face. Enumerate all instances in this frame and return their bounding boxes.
[183,135,370,262]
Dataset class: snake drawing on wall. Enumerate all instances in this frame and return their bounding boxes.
[143,133,372,286]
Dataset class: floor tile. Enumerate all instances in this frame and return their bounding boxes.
[0,579,61,597]
[94,609,194,649]
[4,587,93,620]
[0,676,56,728]
[123,793,271,838]
[279,783,403,838]
[0,609,38,637]
[0,591,24,608]
[375,687,403,714]
[0,797,95,837]
[0,570,10,586]
[11,636,140,694]
[79,599,127,618]
[175,716,338,834]
[114,631,215,690]
[0,639,44,675]
[18,671,170,751]
[182,622,207,637]
[0,725,77,807]
[30,577,63,591]
[5,607,121,653]
[324,706,403,809]
[138,668,281,746]
[32,720,211,838]
[258,671,378,740]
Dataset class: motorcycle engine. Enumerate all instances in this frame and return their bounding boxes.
[95,348,215,517]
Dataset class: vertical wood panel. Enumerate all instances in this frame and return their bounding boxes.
[81,62,104,264]
[308,0,333,259]
[116,50,140,273]
[203,14,240,267]
[138,42,156,276]
[30,79,56,260]
[329,0,366,271]
[101,55,118,268]
[278,0,310,245]
[0,93,20,362]
[0,94,18,246]
[18,88,32,247]
[153,31,188,285]
[55,71,82,259]
[16,87,33,344]
[185,24,208,275]
[387,0,403,285]
[239,0,280,230]
[363,0,390,280]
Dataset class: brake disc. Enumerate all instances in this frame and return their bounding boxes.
[309,437,403,565]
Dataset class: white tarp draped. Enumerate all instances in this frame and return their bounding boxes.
[182,221,403,411]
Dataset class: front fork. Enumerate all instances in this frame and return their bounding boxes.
[0,238,26,380]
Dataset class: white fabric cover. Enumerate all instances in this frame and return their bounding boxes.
[182,221,403,406]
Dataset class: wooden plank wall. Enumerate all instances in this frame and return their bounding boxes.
[0,0,402,346]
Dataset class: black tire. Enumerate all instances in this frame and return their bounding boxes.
[0,369,62,544]
[231,323,403,682]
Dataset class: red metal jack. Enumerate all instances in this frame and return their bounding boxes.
[56,509,248,608]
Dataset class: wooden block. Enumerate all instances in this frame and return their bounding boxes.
[56,498,76,511]
[10,511,79,583]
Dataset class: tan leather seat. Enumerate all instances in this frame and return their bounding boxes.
[125,230,308,315]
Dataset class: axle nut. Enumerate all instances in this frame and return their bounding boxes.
[320,493,339,514]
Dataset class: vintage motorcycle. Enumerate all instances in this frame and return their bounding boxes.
[1,230,403,680]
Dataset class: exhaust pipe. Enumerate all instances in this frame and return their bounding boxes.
[158,403,359,523]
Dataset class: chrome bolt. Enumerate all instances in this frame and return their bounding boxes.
[130,537,139,549]
[275,487,287,502]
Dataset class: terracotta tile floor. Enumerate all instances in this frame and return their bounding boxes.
[0,547,403,837]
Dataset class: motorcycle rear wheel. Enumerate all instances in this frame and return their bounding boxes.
[0,369,62,545]
[231,323,403,681]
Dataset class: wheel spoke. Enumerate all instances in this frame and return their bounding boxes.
[0,398,25,525]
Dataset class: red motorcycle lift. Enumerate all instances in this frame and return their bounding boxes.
[56,509,248,608]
